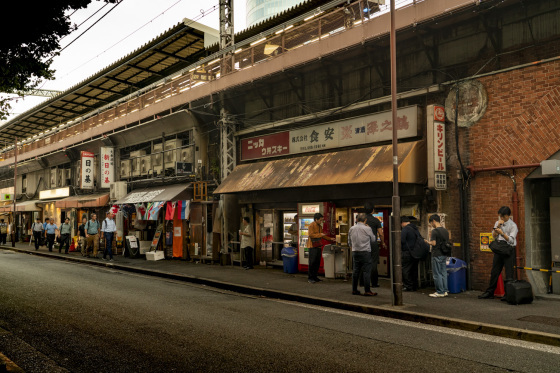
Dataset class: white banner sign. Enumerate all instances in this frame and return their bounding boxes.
[100,147,115,188]
[81,151,95,190]
[427,105,447,190]
[289,106,419,155]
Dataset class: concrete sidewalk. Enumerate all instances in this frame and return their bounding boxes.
[3,242,560,347]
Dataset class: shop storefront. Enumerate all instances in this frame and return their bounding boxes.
[55,192,111,248]
[115,184,192,258]
[0,200,42,242]
[215,141,427,276]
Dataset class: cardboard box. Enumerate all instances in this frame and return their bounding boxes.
[146,251,165,261]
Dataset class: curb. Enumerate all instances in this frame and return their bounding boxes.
[0,352,24,373]
[4,246,560,348]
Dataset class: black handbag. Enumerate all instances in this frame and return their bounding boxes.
[489,240,512,256]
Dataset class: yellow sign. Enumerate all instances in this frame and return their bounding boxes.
[480,233,494,252]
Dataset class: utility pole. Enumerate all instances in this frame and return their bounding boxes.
[12,138,17,247]
[390,0,402,306]
[219,0,234,75]
[219,0,236,257]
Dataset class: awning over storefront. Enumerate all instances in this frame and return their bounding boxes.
[0,200,41,212]
[55,193,110,208]
[115,184,192,205]
[214,141,426,194]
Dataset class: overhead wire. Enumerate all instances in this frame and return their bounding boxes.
[53,0,124,59]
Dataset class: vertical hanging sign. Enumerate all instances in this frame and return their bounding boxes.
[427,105,447,190]
[81,151,95,190]
[100,147,115,188]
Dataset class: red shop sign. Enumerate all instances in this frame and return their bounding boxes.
[241,132,290,160]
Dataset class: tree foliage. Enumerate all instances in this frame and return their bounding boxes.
[0,1,117,120]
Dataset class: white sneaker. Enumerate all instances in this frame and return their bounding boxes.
[429,292,445,298]
[444,292,449,297]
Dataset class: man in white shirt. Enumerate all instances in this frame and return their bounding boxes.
[101,212,117,261]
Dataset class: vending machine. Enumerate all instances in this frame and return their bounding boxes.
[297,202,336,273]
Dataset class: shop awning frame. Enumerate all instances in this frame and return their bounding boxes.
[0,200,41,212]
[115,184,192,205]
[214,141,427,194]
[55,193,110,208]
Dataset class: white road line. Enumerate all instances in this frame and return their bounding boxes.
[270,298,560,355]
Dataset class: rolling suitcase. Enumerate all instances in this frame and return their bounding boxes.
[505,280,533,305]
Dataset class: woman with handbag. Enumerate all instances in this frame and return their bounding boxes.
[307,213,335,284]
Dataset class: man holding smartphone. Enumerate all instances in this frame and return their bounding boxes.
[478,206,518,299]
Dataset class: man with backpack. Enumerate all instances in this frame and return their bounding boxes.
[85,214,100,258]
[426,214,451,298]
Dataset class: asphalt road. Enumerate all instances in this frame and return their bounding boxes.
[1,250,559,373]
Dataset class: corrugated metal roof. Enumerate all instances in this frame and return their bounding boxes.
[1,22,208,143]
[214,141,427,194]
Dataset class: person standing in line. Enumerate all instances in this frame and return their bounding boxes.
[78,217,88,257]
[44,218,58,252]
[85,214,100,258]
[401,216,420,292]
[101,212,117,261]
[0,219,8,244]
[306,213,335,284]
[59,217,72,254]
[239,216,255,270]
[42,218,50,247]
[425,214,450,298]
[363,202,385,288]
[349,213,377,296]
[31,217,44,250]
[478,206,518,300]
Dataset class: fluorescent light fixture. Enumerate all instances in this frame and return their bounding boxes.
[304,14,316,21]
[250,37,266,46]
[208,58,220,65]
[171,74,182,80]
[234,48,243,54]
[275,25,293,34]
[354,20,362,25]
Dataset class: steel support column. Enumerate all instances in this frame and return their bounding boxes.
[219,107,236,255]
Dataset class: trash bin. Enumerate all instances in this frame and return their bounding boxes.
[446,257,467,293]
[322,245,335,279]
[281,247,298,274]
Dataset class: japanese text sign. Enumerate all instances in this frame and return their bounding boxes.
[100,147,115,188]
[241,132,290,161]
[80,151,95,190]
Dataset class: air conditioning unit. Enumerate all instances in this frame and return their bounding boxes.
[64,169,72,186]
[179,147,194,163]
[130,150,146,177]
[151,155,163,176]
[164,140,181,169]
[50,168,57,188]
[110,181,127,200]
[120,160,131,179]
[140,155,152,176]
